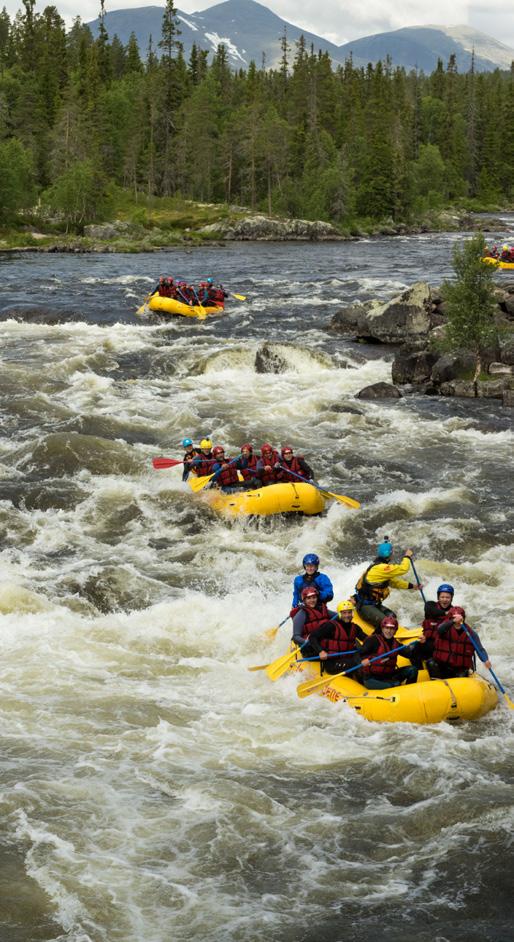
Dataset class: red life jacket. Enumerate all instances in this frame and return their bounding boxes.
[422,602,453,641]
[277,456,306,483]
[211,287,225,303]
[238,454,257,480]
[193,455,214,476]
[364,634,401,675]
[257,451,280,486]
[289,602,331,638]
[433,624,474,670]
[320,620,359,654]
[214,461,240,487]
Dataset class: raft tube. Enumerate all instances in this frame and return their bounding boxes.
[482,257,514,270]
[146,292,224,319]
[189,480,326,516]
[278,615,499,723]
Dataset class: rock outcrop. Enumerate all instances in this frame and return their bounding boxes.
[331,282,433,343]
[198,214,342,241]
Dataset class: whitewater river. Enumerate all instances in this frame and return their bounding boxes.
[1,228,513,942]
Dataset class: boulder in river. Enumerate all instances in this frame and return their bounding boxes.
[392,348,439,384]
[357,382,403,400]
[330,282,432,343]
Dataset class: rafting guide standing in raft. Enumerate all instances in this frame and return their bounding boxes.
[354,539,423,628]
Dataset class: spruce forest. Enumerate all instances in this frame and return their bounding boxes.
[1,0,513,230]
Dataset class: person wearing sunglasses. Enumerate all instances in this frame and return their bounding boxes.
[275,446,314,483]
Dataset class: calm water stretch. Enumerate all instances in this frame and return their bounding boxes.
[1,226,513,942]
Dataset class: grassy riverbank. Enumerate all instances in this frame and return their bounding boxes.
[0,191,512,253]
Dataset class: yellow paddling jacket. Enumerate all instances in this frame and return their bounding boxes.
[355,555,413,604]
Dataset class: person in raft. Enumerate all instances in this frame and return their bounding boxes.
[357,615,418,689]
[275,446,314,483]
[291,586,338,650]
[426,606,491,680]
[255,443,281,486]
[181,438,200,481]
[209,446,244,493]
[292,553,334,607]
[234,443,259,489]
[354,539,423,629]
[408,582,456,668]
[304,599,367,675]
[190,439,214,476]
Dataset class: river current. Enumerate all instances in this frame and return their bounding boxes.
[0,228,513,942]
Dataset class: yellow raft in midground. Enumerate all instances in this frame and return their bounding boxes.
[190,480,326,516]
[482,257,514,271]
[145,292,224,319]
[274,616,498,724]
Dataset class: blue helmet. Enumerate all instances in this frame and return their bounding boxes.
[377,539,393,560]
[207,277,214,284]
[437,583,454,596]
[303,553,319,568]
[182,438,193,447]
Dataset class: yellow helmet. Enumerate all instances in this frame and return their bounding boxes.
[337,599,354,613]
[200,438,212,449]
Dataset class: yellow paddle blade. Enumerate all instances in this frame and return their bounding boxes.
[504,693,514,710]
[265,649,299,682]
[189,473,214,493]
[232,293,246,301]
[320,488,361,509]
[297,673,337,698]
[136,304,147,316]
[262,625,279,641]
[247,663,271,672]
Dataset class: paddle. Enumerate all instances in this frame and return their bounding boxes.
[136,292,152,315]
[265,644,307,681]
[297,649,358,663]
[231,293,246,301]
[409,558,426,604]
[152,457,183,470]
[189,455,240,493]
[296,642,412,698]
[275,466,360,510]
[263,615,290,642]
[461,623,514,710]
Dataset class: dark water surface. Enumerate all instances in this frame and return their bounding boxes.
[0,229,513,942]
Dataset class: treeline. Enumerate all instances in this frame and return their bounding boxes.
[1,0,513,228]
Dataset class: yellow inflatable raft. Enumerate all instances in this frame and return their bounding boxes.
[274,616,499,724]
[190,480,326,516]
[145,292,224,319]
[482,257,514,270]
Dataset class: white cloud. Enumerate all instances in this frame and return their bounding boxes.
[2,0,513,49]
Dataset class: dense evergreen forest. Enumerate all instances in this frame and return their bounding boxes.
[1,0,513,230]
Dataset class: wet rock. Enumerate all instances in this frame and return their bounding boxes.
[477,377,511,398]
[499,337,514,365]
[503,389,514,407]
[392,349,439,384]
[327,402,364,415]
[430,354,475,384]
[356,382,403,400]
[502,296,514,318]
[439,380,477,398]
[335,282,432,344]
[199,215,342,241]
[255,343,289,374]
[329,301,381,335]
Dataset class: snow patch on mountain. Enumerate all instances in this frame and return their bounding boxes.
[421,24,514,67]
[204,32,248,64]
[178,15,198,32]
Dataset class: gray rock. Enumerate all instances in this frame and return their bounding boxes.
[255,343,289,374]
[477,377,510,398]
[503,389,514,407]
[488,362,513,375]
[439,380,477,398]
[83,224,119,240]
[502,296,514,317]
[329,300,381,334]
[431,354,475,384]
[199,214,342,241]
[392,349,439,385]
[499,338,514,365]
[356,382,403,400]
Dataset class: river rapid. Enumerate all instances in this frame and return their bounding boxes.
[0,229,513,942]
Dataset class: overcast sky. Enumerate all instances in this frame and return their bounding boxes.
[4,0,514,49]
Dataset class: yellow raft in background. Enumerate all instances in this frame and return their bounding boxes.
[280,615,498,723]
[482,257,514,271]
[145,292,224,319]
[189,480,326,516]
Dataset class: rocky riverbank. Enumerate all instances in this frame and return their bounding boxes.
[329,281,514,407]
[0,207,503,253]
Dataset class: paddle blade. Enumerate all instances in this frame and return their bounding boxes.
[296,676,332,699]
[247,663,270,672]
[152,457,182,470]
[189,473,214,493]
[266,649,298,681]
[504,693,514,710]
[322,489,361,509]
[232,293,246,301]
[263,625,279,641]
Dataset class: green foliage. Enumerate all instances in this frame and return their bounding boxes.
[0,137,36,221]
[43,158,112,229]
[441,232,498,379]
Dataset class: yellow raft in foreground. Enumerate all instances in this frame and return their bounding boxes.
[145,292,224,319]
[482,257,514,270]
[279,616,498,724]
[190,480,326,516]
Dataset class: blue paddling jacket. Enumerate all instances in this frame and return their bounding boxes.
[292,572,334,607]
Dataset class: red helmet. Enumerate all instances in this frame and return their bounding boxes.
[281,445,293,456]
[241,443,253,452]
[261,442,273,455]
[212,445,225,457]
[301,586,319,601]
[380,615,398,631]
[449,606,466,619]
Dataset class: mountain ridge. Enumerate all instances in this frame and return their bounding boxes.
[87,0,514,72]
